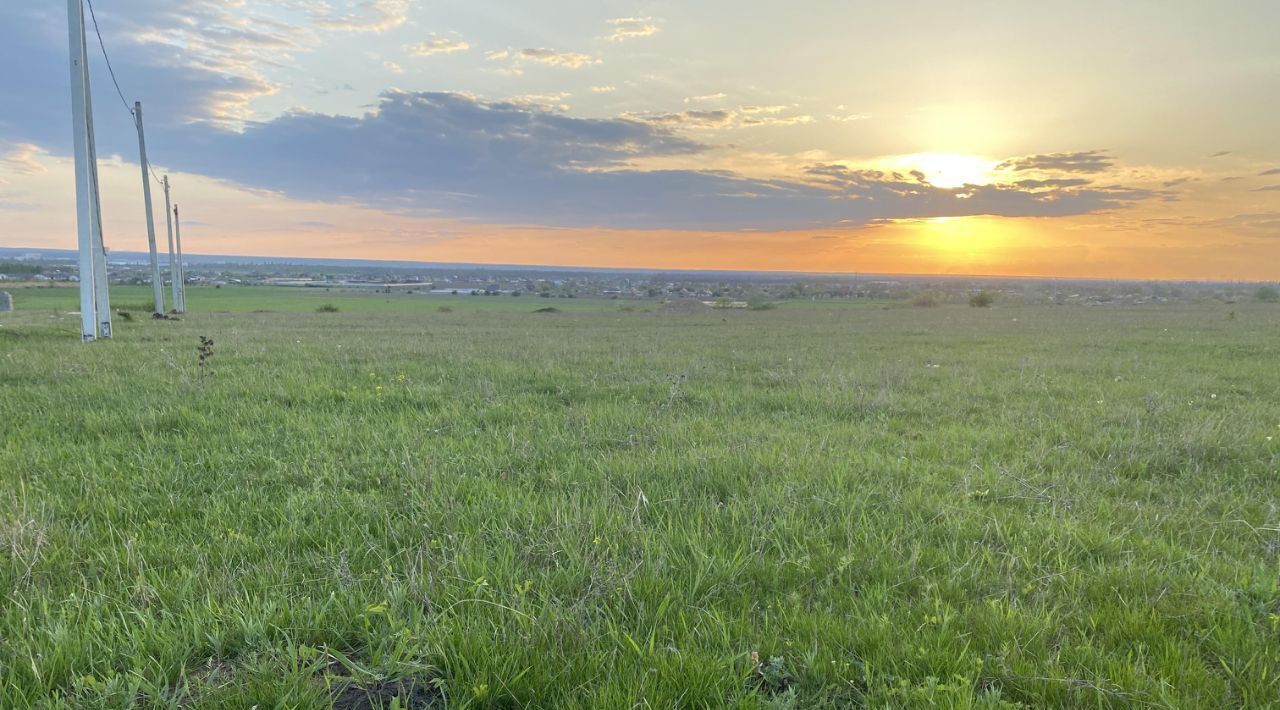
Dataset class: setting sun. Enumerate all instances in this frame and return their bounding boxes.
[893,153,996,189]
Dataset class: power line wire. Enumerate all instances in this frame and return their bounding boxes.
[83,0,168,188]
[84,0,134,116]
[82,0,176,198]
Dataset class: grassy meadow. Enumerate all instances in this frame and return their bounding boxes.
[2,285,1280,708]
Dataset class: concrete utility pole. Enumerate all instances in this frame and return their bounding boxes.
[134,101,164,316]
[81,1,111,337]
[163,175,179,312]
[67,0,111,340]
[173,203,186,313]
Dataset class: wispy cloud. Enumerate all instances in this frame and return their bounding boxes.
[409,36,470,56]
[1,0,435,128]
[591,86,618,93]
[606,17,659,42]
[998,150,1114,173]
[1013,178,1090,189]
[735,105,816,126]
[1,143,48,175]
[806,162,1157,218]
[122,3,305,125]
[486,48,602,71]
[626,107,814,130]
[625,109,736,130]
[312,0,409,32]
[742,114,813,127]
[36,0,411,126]
[506,92,573,112]
[684,93,727,104]
[1216,213,1280,233]
[1260,168,1280,176]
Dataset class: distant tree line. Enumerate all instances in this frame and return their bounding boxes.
[0,261,43,275]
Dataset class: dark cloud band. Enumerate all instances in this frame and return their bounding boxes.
[157,92,1158,230]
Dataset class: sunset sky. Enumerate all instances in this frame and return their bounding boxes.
[1,0,1278,278]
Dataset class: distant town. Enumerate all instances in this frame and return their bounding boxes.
[2,246,1278,308]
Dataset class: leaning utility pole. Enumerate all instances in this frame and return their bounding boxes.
[134,101,164,316]
[173,203,186,313]
[67,0,111,340]
[163,175,179,312]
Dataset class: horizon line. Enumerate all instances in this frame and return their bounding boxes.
[1,245,1276,285]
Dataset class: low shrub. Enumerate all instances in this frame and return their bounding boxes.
[969,291,995,308]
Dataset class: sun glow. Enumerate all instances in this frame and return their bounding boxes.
[889,153,996,189]
[902,215,1027,272]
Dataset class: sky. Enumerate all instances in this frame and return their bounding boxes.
[1,0,1278,279]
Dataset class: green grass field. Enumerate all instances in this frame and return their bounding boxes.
[2,285,1279,708]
